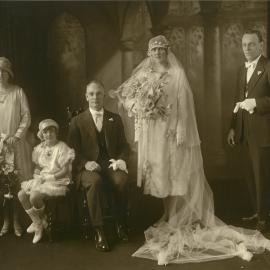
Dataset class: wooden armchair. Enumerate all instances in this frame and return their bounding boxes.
[44,182,75,242]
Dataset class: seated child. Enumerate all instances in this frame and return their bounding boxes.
[18,119,74,243]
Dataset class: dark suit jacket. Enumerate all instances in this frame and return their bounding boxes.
[231,55,270,146]
[67,108,130,174]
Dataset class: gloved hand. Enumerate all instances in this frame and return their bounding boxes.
[233,99,256,114]
[85,161,101,172]
[6,136,20,146]
[108,159,128,174]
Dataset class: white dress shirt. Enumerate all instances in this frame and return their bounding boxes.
[89,108,104,132]
[87,108,128,173]
[245,54,261,84]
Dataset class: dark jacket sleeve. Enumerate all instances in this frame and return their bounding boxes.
[256,97,270,114]
[67,117,88,174]
[256,65,270,115]
[230,67,242,130]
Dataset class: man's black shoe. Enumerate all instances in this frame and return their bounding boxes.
[116,223,128,242]
[94,227,110,252]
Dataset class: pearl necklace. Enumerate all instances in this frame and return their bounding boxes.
[45,147,53,157]
[44,141,57,157]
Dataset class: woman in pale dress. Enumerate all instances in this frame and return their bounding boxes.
[0,57,32,237]
[112,35,270,265]
[18,119,75,243]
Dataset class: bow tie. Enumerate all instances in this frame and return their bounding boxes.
[92,111,103,117]
[245,62,256,69]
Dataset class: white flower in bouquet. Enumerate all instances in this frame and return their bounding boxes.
[121,71,171,120]
[0,134,18,199]
[3,163,15,175]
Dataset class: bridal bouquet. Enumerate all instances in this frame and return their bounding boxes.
[0,135,19,199]
[114,70,172,120]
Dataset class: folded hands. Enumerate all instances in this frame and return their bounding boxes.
[85,159,128,174]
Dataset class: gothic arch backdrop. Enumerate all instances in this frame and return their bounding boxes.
[0,0,268,179]
[47,12,87,123]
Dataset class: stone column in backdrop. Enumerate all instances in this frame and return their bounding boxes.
[118,2,152,149]
[119,40,136,145]
[203,21,226,172]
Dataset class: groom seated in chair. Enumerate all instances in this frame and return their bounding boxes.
[68,80,130,252]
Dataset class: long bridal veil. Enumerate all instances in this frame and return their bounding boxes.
[112,50,270,265]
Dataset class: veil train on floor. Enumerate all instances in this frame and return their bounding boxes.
[111,50,270,265]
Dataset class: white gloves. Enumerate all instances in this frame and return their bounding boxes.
[233,99,256,114]
[6,136,20,146]
[109,159,128,174]
[85,160,128,173]
[85,161,101,172]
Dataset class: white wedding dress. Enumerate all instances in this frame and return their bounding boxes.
[112,50,270,265]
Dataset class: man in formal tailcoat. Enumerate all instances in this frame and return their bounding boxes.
[228,29,270,231]
[68,80,130,251]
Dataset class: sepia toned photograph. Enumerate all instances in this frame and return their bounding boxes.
[0,0,270,269]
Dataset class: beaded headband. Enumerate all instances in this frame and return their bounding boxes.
[148,35,169,51]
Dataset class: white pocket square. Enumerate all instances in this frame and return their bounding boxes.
[257,71,262,75]
[108,118,114,121]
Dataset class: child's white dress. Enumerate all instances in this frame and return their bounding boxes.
[21,141,74,196]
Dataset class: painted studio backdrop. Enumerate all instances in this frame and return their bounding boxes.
[0,1,268,200]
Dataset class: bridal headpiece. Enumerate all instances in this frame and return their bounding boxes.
[148,35,169,51]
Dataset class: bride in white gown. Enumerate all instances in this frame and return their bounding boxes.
[110,35,270,265]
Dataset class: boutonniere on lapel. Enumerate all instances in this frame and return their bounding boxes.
[257,70,262,76]
[108,118,114,122]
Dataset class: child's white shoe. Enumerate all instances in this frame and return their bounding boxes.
[27,223,36,234]
[27,216,47,234]
[32,225,43,244]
